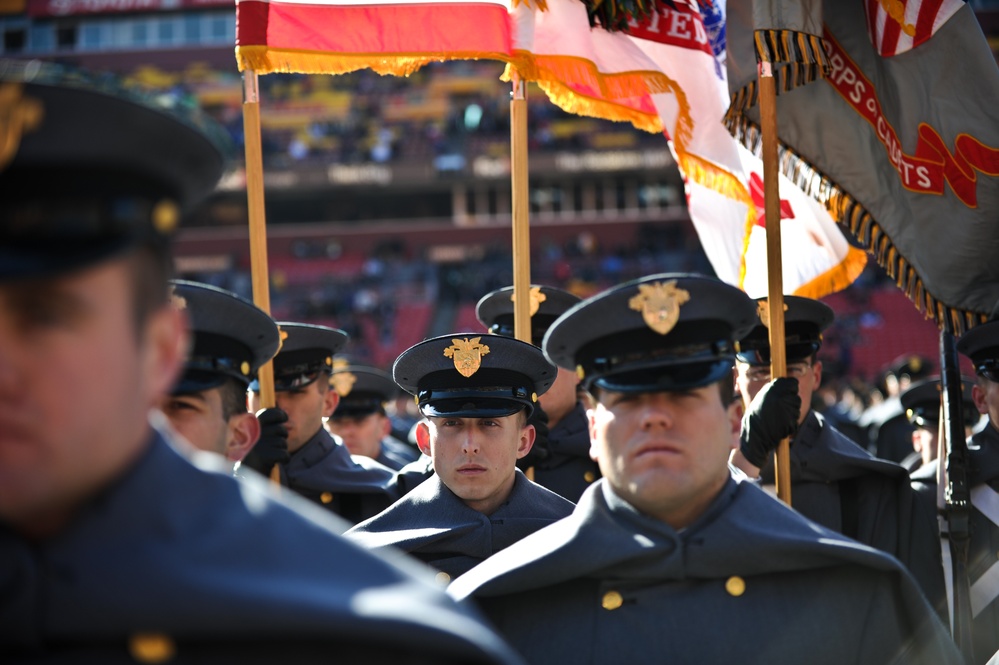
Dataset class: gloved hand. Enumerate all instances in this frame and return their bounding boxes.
[740,377,801,468]
[517,404,552,471]
[241,407,291,476]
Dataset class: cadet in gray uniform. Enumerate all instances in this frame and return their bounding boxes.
[346,334,574,579]
[246,324,399,525]
[899,375,979,473]
[451,274,960,665]
[326,362,423,470]
[912,321,999,664]
[159,280,280,469]
[731,295,944,608]
[476,285,600,501]
[0,61,520,665]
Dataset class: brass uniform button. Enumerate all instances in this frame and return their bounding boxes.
[584,471,596,483]
[601,590,623,610]
[435,571,451,585]
[129,633,175,663]
[320,492,334,504]
[725,576,746,597]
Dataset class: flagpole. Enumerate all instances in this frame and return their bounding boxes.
[757,60,791,506]
[243,69,281,487]
[510,74,532,344]
[510,73,536,482]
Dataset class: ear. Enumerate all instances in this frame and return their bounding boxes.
[812,360,823,390]
[322,387,340,418]
[515,422,536,460]
[726,398,742,453]
[911,429,923,454]
[142,304,186,408]
[972,383,989,415]
[587,406,600,463]
[378,413,392,438]
[415,420,432,456]
[225,412,262,462]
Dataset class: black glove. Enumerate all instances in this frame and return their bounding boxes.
[517,404,552,471]
[241,407,291,476]
[740,377,801,468]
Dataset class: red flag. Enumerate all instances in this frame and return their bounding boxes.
[235,0,515,75]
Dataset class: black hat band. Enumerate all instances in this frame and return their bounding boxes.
[418,385,535,419]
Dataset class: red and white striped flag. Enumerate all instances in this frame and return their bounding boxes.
[235,0,515,75]
[863,0,963,57]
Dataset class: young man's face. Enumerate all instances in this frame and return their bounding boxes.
[417,413,534,515]
[250,376,338,453]
[160,386,259,462]
[588,382,741,530]
[972,376,999,434]
[736,358,822,425]
[327,411,389,459]
[0,257,183,534]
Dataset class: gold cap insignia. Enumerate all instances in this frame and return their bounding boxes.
[0,84,44,172]
[628,280,690,335]
[330,370,357,396]
[443,337,491,378]
[757,300,787,330]
[511,286,547,317]
[152,200,179,235]
[276,327,288,354]
[128,633,176,663]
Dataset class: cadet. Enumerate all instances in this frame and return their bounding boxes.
[899,375,979,473]
[731,296,943,606]
[450,274,959,665]
[476,285,600,501]
[325,361,422,470]
[246,323,399,524]
[860,354,934,462]
[0,61,519,664]
[159,280,279,468]
[346,334,574,579]
[912,320,999,664]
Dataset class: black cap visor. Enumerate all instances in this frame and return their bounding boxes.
[419,386,533,419]
[591,358,733,394]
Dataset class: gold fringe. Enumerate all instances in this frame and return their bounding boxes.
[235,46,507,77]
[726,114,988,334]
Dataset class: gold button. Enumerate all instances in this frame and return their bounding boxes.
[584,471,596,483]
[129,633,175,663]
[725,576,746,597]
[320,492,334,504]
[240,361,251,376]
[435,572,451,585]
[601,590,623,610]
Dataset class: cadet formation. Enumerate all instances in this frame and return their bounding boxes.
[1,60,997,665]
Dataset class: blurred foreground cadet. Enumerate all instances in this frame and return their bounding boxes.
[451,274,960,665]
[0,60,523,665]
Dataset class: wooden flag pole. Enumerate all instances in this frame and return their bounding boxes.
[242,70,281,487]
[757,60,791,506]
[510,74,532,345]
[510,74,535,481]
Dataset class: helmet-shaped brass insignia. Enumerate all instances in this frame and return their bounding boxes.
[444,337,491,378]
[628,280,690,335]
[0,84,44,172]
[330,370,357,396]
[757,299,787,330]
[511,286,547,317]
